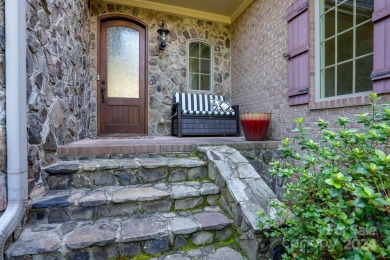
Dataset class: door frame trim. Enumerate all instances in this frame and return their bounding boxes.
[96,14,149,136]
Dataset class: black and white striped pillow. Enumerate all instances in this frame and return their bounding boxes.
[210,99,234,113]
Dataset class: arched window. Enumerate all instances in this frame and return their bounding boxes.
[187,41,213,92]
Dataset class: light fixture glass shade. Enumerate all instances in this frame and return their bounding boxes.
[157,21,170,51]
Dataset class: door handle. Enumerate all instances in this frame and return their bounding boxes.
[101,80,106,103]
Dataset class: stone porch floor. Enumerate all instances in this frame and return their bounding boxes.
[58,136,280,158]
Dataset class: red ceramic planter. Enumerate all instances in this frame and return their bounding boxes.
[240,112,271,141]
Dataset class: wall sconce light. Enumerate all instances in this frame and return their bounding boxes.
[157,20,170,51]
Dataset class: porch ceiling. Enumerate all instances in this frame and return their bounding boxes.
[105,0,254,23]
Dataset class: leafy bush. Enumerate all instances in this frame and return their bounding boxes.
[258,93,390,259]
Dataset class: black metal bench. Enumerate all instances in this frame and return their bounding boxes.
[171,93,240,137]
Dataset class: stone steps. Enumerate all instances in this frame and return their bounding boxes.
[150,246,245,260]
[43,158,207,190]
[30,181,221,224]
[6,207,235,259]
[5,145,285,259]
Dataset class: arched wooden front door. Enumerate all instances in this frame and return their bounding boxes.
[98,17,147,135]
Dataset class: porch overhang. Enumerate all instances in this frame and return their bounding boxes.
[100,0,255,23]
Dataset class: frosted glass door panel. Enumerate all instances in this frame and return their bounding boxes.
[108,26,139,98]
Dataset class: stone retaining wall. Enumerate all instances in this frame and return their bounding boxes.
[199,146,287,260]
[26,0,91,194]
[241,148,286,200]
[89,1,232,136]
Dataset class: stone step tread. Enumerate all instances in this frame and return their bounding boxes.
[31,181,220,209]
[7,208,232,258]
[152,246,245,260]
[45,158,206,175]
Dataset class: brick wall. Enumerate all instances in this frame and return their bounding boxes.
[232,0,390,141]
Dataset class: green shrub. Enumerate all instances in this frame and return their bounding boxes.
[258,93,390,259]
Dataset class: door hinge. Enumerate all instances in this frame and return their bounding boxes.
[97,74,100,81]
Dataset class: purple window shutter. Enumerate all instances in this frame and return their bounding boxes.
[286,0,310,106]
[372,0,390,93]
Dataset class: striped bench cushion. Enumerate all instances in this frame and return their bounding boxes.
[182,110,235,116]
[173,93,235,116]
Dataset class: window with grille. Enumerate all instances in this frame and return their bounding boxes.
[319,0,373,98]
[188,41,213,92]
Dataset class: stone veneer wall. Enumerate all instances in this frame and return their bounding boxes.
[241,149,285,200]
[26,0,91,194]
[231,0,390,141]
[89,1,231,136]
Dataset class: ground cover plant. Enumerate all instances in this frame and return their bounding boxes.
[258,93,390,259]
